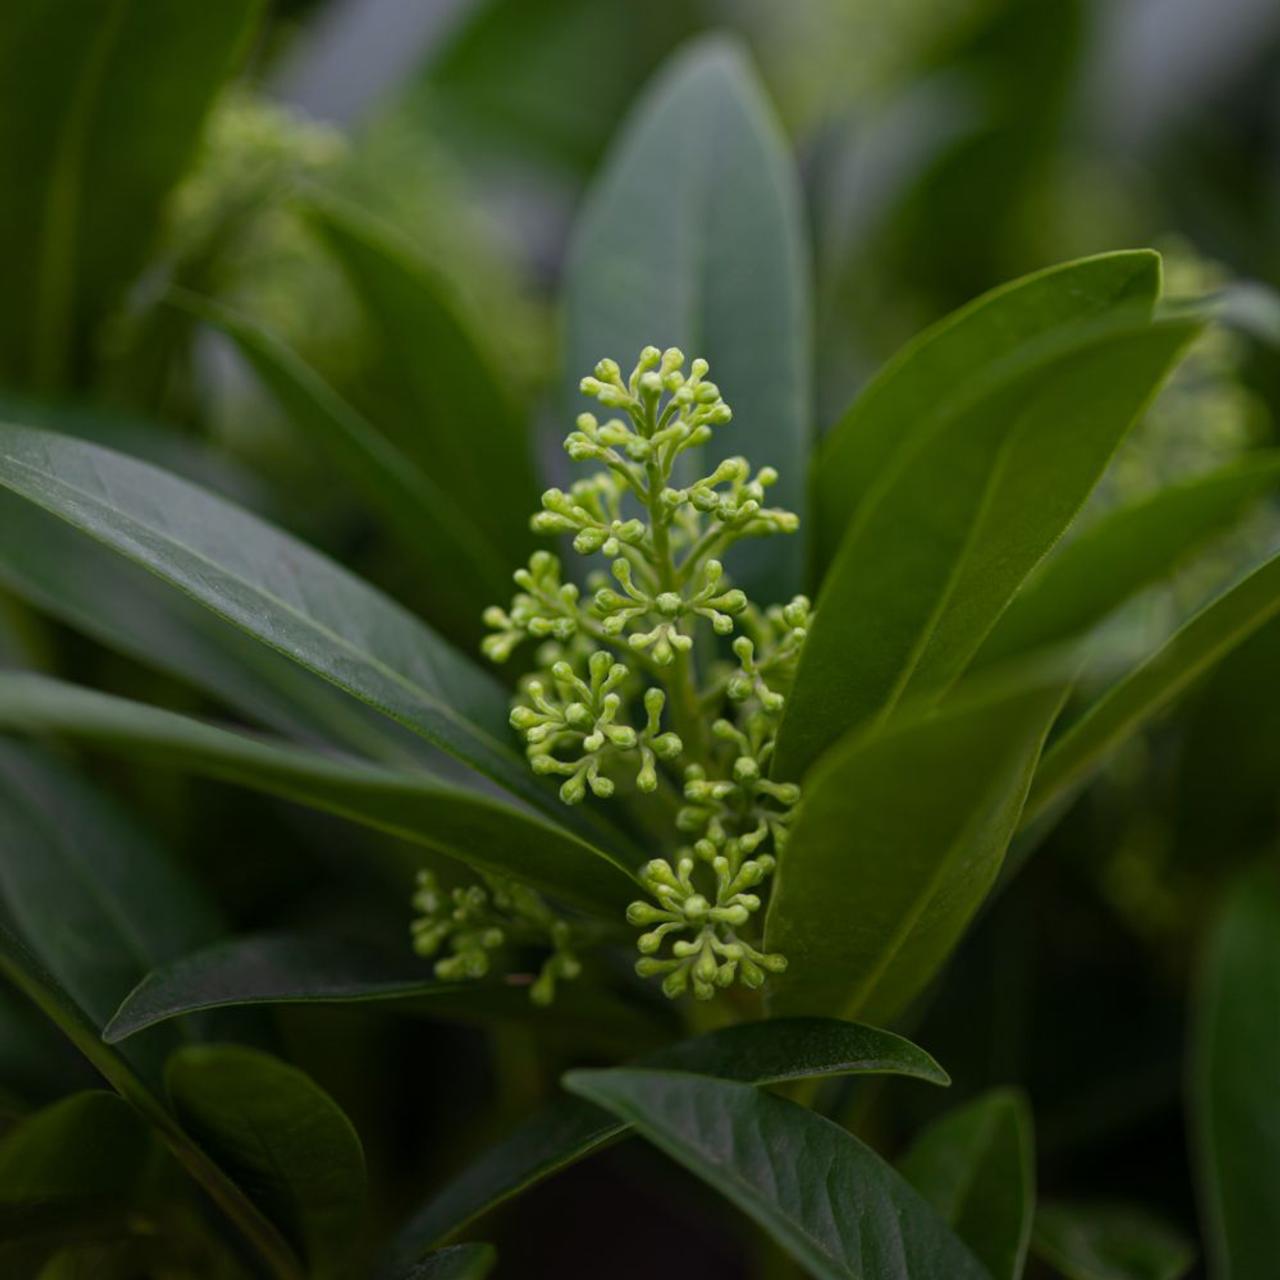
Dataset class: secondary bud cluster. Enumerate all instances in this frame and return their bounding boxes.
[410,869,581,1006]
[468,346,810,1005]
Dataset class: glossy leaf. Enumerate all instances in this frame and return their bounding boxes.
[0,741,223,1077]
[1023,550,1280,832]
[564,34,811,600]
[0,0,260,389]
[394,1016,947,1257]
[777,315,1199,781]
[1032,1202,1194,1280]
[974,454,1280,669]
[899,1089,1035,1280]
[190,293,510,643]
[0,673,639,914]
[812,251,1161,573]
[309,199,536,567]
[167,1044,366,1279]
[398,1244,497,1280]
[1191,864,1280,1280]
[106,933,463,1042]
[0,422,623,845]
[564,1069,987,1280]
[0,918,303,1279]
[766,671,1065,1023]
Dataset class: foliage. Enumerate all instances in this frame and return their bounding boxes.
[0,1,1277,1276]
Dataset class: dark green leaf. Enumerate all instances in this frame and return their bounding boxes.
[1032,1202,1195,1280]
[0,741,223,1077]
[0,423,627,850]
[106,931,670,1058]
[565,34,811,600]
[766,671,1065,1023]
[0,1091,153,1274]
[397,1243,496,1280]
[309,199,536,567]
[777,315,1199,781]
[564,1069,987,1280]
[188,292,510,644]
[0,0,261,389]
[394,1016,946,1257]
[1023,550,1280,833]
[0,673,639,914]
[899,1089,1034,1280]
[106,934,458,1043]
[973,454,1280,669]
[812,251,1161,574]
[1191,864,1280,1280]
[0,918,302,1279]
[166,1044,366,1279]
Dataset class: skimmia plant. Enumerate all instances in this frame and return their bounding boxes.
[1,15,1279,1280]
[478,346,807,1001]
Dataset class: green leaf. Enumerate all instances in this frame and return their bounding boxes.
[765,670,1066,1024]
[0,741,223,1077]
[0,422,626,848]
[0,0,261,390]
[1032,1202,1195,1280]
[166,1044,366,1280]
[1191,864,1280,1280]
[812,251,1161,575]
[309,199,536,568]
[0,487,447,764]
[393,1016,947,1257]
[0,1091,153,1273]
[187,292,511,644]
[0,918,303,1279]
[0,673,639,914]
[899,1090,1035,1280]
[973,454,1280,669]
[563,1070,987,1280]
[564,34,811,601]
[397,1243,496,1280]
[0,1090,150,1202]
[776,314,1199,781]
[105,933,460,1043]
[1023,550,1280,833]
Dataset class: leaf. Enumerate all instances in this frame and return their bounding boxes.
[1032,1203,1195,1280]
[309,199,536,567]
[393,1016,947,1257]
[166,1044,366,1280]
[899,1090,1035,1280]
[0,1090,150,1202]
[563,1069,987,1280]
[1190,864,1280,1280]
[0,673,639,914]
[187,293,511,645]
[564,34,811,601]
[397,1243,496,1280]
[0,917,303,1279]
[0,0,261,390]
[765,670,1065,1024]
[0,1091,153,1273]
[0,487,445,764]
[812,251,1161,574]
[104,933,465,1042]
[776,314,1200,782]
[0,422,626,848]
[973,454,1280,669]
[1023,550,1280,833]
[0,740,223,1078]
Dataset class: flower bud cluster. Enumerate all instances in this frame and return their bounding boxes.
[410,869,581,1005]
[471,346,810,1005]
